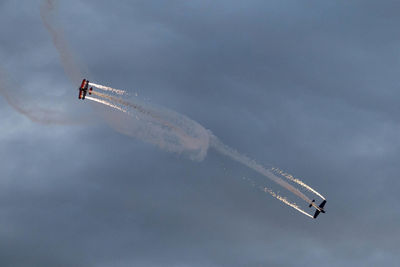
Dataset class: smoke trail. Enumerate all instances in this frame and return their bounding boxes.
[0,69,80,125]
[86,96,128,114]
[89,82,127,95]
[90,84,324,217]
[262,187,313,218]
[271,167,326,200]
[91,91,185,137]
[91,91,154,119]
[210,134,312,203]
[242,177,313,218]
[91,91,210,161]
[91,90,208,150]
[40,0,86,84]
[91,90,199,144]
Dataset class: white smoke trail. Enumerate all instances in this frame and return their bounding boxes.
[91,91,155,119]
[90,90,210,161]
[242,177,313,218]
[91,91,188,139]
[210,134,312,203]
[91,91,210,154]
[89,82,127,95]
[86,96,128,114]
[271,167,326,200]
[262,187,313,218]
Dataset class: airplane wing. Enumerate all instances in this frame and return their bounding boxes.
[313,200,327,219]
[78,79,86,99]
[80,79,86,89]
[313,210,321,219]
[78,79,89,100]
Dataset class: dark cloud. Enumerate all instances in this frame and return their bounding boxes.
[1,0,399,266]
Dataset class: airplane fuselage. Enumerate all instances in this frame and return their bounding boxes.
[310,199,327,218]
[311,202,325,213]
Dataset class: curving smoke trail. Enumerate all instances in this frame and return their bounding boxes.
[272,167,326,200]
[262,187,313,218]
[242,176,313,218]
[40,0,85,85]
[209,134,312,203]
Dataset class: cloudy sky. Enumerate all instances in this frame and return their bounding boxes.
[1,0,400,266]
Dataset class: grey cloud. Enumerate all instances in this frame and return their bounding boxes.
[0,0,399,266]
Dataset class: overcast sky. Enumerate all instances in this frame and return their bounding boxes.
[1,0,400,266]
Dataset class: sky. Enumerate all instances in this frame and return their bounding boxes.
[1,0,400,266]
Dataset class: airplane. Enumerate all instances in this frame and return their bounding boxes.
[78,79,93,100]
[309,199,327,219]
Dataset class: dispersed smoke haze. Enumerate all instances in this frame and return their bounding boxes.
[0,68,78,125]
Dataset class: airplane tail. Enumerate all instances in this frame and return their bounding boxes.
[308,199,315,208]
